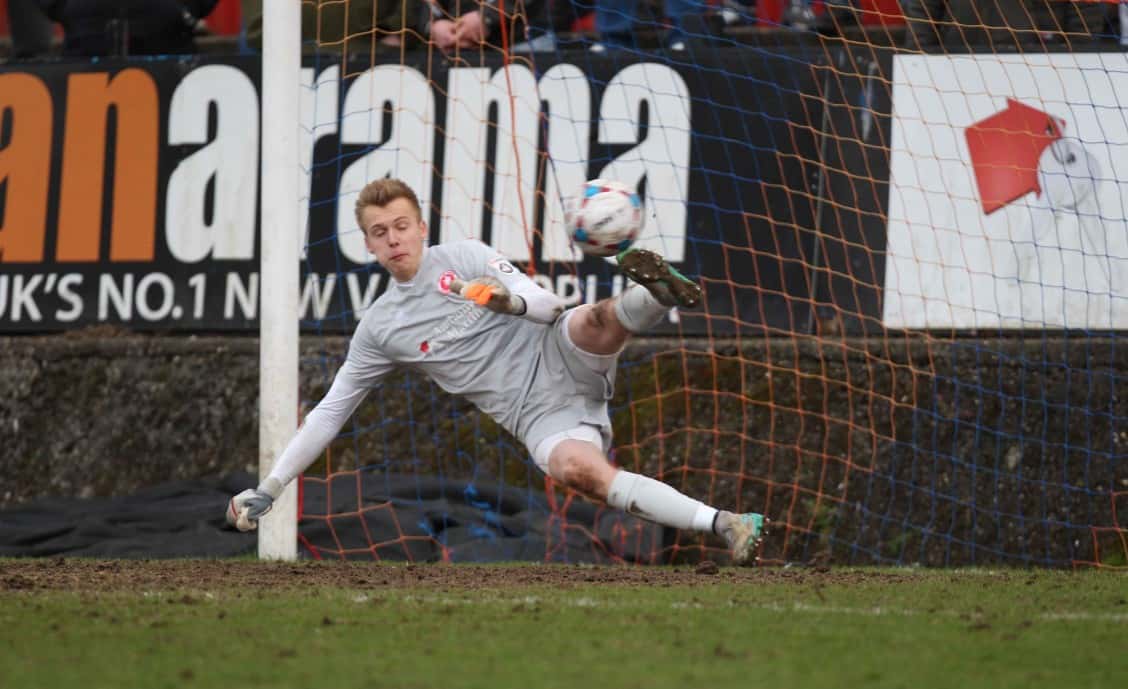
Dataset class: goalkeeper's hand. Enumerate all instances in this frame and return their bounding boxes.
[225,478,283,532]
[450,277,526,316]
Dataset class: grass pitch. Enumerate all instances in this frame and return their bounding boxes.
[0,560,1124,689]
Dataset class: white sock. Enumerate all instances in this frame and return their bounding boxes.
[613,287,668,334]
[606,470,719,533]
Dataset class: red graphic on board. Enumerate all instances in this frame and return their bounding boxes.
[965,99,1065,214]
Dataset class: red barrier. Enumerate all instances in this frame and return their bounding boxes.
[757,0,905,26]
[205,0,243,36]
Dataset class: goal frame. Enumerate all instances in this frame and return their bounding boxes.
[258,0,301,560]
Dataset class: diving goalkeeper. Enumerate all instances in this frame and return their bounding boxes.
[227,178,767,563]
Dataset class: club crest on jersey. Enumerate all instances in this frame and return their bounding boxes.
[488,257,516,274]
[437,270,458,294]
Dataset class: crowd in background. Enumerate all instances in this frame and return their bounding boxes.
[6,0,218,58]
[902,0,1118,50]
[1,0,1125,59]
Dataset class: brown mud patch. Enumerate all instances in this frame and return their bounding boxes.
[0,558,943,592]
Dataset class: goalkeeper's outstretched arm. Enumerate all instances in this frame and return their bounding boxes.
[226,365,371,531]
[450,275,565,324]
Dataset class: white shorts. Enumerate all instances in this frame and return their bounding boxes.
[527,308,618,473]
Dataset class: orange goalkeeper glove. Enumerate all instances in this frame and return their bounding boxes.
[451,277,526,316]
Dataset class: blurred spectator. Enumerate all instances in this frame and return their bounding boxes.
[902,0,1020,50]
[903,0,1111,51]
[781,0,817,30]
[241,0,422,54]
[721,0,839,32]
[6,0,54,59]
[1033,0,1110,44]
[42,0,219,56]
[717,0,756,28]
[590,0,702,51]
[421,0,557,53]
[818,0,864,35]
[548,0,588,34]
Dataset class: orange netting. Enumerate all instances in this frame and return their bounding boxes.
[293,0,1128,568]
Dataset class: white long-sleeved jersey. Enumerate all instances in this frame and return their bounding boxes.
[266,239,611,487]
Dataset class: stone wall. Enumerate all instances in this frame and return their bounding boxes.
[1,334,1124,566]
[1,334,269,506]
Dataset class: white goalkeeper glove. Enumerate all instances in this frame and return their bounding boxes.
[225,477,283,532]
[449,277,526,316]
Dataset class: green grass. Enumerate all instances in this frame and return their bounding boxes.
[1,565,1125,689]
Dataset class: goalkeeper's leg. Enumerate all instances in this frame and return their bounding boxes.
[536,433,767,565]
[567,248,703,355]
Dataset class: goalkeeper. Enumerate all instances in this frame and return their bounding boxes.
[227,178,767,564]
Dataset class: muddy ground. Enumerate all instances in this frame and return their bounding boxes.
[0,558,920,592]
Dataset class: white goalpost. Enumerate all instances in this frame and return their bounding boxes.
[258,0,301,560]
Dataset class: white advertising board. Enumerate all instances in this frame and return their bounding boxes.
[884,53,1128,329]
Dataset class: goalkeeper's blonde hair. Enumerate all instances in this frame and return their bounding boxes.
[355,178,423,227]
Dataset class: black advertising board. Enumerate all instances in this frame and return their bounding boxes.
[0,47,883,334]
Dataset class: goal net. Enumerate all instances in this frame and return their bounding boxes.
[263,0,1128,568]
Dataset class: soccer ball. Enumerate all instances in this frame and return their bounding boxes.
[566,179,643,257]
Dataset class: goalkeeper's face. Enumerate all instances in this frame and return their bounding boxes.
[361,198,428,281]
